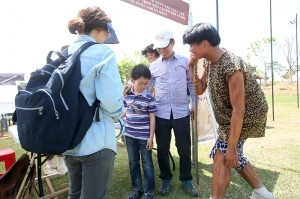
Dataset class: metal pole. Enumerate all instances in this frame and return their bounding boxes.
[188,0,195,165]
[188,0,193,27]
[296,13,299,108]
[188,0,200,194]
[270,0,274,120]
[216,0,219,32]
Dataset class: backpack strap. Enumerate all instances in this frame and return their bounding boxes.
[61,47,69,57]
[73,41,97,56]
[75,41,101,122]
[46,42,97,64]
[93,99,100,122]
[46,51,67,64]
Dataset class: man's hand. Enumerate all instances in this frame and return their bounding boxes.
[189,54,197,68]
[123,85,131,96]
[188,54,197,84]
[225,144,240,168]
[189,107,195,115]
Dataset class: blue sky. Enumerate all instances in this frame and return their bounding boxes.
[0,0,299,80]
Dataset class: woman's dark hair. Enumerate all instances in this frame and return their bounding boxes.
[182,23,221,46]
[131,64,152,80]
[68,5,111,35]
[141,44,160,58]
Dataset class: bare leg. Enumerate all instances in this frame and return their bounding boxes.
[211,150,231,199]
[236,163,263,189]
[46,155,55,161]
[237,162,275,199]
[45,155,55,167]
[57,155,65,165]
[44,155,60,175]
[57,154,68,175]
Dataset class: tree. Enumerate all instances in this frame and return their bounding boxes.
[247,38,279,86]
[117,51,148,84]
[280,34,298,83]
[245,54,260,75]
[280,69,294,81]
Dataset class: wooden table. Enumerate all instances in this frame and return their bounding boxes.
[8,125,69,198]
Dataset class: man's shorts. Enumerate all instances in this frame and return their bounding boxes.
[209,140,250,171]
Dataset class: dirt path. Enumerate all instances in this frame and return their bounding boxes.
[262,82,299,95]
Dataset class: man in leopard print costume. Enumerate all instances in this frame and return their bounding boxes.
[182,23,275,199]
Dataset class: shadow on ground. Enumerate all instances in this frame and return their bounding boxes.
[108,143,280,199]
[266,126,275,129]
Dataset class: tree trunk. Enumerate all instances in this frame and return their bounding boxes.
[264,64,267,87]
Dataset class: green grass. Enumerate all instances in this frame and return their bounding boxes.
[0,95,299,198]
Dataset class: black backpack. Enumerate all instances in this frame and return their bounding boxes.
[15,42,100,155]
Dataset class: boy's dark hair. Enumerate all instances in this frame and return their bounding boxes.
[182,23,221,46]
[131,64,151,80]
[141,44,160,58]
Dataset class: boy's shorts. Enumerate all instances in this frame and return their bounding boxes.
[209,140,249,171]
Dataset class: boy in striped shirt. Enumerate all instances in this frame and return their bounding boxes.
[122,64,157,199]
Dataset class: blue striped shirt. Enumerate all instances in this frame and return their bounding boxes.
[148,53,194,120]
[123,88,157,140]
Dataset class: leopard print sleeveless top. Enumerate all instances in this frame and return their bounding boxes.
[204,51,268,142]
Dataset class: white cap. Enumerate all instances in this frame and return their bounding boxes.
[153,28,174,49]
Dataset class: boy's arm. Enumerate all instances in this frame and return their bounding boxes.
[120,109,126,119]
[146,112,156,150]
[121,98,127,119]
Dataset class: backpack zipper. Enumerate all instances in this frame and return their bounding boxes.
[15,106,44,116]
[16,89,60,120]
[38,89,60,120]
[45,64,58,69]
[55,70,69,110]
[21,90,33,94]
[40,69,52,75]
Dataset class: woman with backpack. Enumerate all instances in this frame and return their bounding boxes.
[63,5,124,199]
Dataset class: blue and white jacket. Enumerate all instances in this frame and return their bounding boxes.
[64,35,123,156]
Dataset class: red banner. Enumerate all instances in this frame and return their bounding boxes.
[121,0,189,25]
